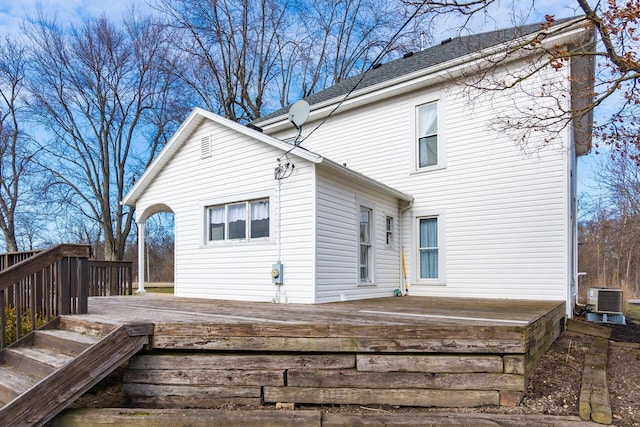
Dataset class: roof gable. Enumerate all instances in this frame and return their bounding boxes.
[122,108,323,206]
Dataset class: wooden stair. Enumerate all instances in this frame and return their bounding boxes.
[0,317,152,427]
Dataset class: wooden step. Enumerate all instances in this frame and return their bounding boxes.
[3,345,75,379]
[5,329,147,426]
[0,365,39,404]
[58,317,118,338]
[34,329,101,356]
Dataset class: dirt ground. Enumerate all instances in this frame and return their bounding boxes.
[72,318,640,426]
[452,321,640,426]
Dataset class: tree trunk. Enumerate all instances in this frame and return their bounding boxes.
[3,233,18,253]
[103,235,118,261]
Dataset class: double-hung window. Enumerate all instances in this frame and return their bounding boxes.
[359,206,373,283]
[417,102,438,169]
[209,206,226,240]
[208,199,269,242]
[250,199,270,238]
[227,203,247,239]
[418,217,438,279]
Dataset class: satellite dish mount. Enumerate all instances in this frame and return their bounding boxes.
[287,100,310,146]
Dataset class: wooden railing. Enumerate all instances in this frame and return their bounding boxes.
[0,245,91,348]
[0,245,134,349]
[0,249,42,270]
[88,260,133,296]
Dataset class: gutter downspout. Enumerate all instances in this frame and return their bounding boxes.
[399,198,414,296]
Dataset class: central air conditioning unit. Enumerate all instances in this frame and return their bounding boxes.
[587,288,624,314]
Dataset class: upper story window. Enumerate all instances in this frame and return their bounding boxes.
[208,199,269,242]
[417,102,438,169]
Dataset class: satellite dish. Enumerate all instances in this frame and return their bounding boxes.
[288,100,310,129]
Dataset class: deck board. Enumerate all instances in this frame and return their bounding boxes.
[77,295,562,354]
[83,294,556,326]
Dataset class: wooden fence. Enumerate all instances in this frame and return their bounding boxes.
[0,245,133,349]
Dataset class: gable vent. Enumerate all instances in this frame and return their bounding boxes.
[200,135,212,159]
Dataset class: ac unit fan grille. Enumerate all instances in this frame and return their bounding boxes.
[596,290,623,313]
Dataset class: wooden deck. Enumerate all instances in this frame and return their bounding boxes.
[81,294,561,352]
[69,295,565,409]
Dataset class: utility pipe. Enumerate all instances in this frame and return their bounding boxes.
[398,198,414,296]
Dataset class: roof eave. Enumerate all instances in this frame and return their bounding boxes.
[570,27,596,157]
[258,18,590,134]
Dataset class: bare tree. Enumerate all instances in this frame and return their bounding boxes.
[155,0,425,120]
[26,13,189,260]
[156,0,291,122]
[0,38,33,252]
[294,0,412,98]
[580,150,640,295]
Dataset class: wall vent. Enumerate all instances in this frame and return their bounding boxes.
[587,288,623,314]
[200,135,212,159]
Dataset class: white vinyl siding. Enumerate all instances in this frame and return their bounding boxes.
[315,167,401,303]
[134,120,315,303]
[270,55,572,304]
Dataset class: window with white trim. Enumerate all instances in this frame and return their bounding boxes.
[208,199,269,241]
[418,217,438,279]
[417,102,438,169]
[359,206,373,283]
[385,216,393,247]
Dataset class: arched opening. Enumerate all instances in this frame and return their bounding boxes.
[134,204,174,294]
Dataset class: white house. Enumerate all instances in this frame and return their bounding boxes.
[123,18,594,315]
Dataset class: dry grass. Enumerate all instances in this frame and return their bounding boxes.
[626,304,640,323]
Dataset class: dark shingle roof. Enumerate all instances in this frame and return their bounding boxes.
[255,18,577,124]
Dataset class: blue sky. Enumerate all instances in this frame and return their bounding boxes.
[0,0,138,35]
[0,0,601,199]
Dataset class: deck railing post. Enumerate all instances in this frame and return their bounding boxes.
[15,281,21,340]
[35,271,43,313]
[58,257,70,315]
[78,257,89,314]
[0,289,4,348]
[127,264,133,295]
